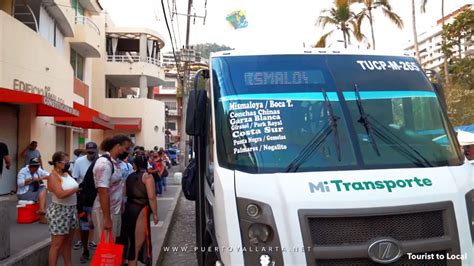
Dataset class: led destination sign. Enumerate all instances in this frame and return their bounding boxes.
[244,70,324,86]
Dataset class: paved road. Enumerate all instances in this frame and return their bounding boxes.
[160,195,197,266]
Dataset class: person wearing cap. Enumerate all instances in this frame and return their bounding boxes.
[71,142,98,263]
[20,141,42,167]
[17,157,49,215]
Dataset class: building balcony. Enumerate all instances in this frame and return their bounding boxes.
[105,55,165,87]
[68,16,101,58]
[167,109,182,117]
[42,0,75,37]
[78,0,102,14]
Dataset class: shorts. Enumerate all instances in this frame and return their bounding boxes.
[79,206,94,231]
[46,202,78,235]
[17,185,45,202]
[93,207,121,239]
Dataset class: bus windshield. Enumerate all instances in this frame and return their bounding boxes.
[212,54,463,173]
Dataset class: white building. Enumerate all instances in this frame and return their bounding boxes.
[404,4,473,71]
[0,0,169,196]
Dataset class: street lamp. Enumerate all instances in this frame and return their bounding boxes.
[165,106,170,149]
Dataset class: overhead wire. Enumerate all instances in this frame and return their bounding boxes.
[173,0,183,48]
[160,0,182,73]
[166,0,181,50]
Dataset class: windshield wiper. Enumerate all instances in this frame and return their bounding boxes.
[353,84,433,167]
[354,83,381,156]
[322,87,341,161]
[368,117,434,167]
[285,88,340,172]
[285,124,332,172]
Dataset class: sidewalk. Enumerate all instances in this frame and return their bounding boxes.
[0,165,183,266]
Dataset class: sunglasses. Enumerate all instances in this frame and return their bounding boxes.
[86,151,97,155]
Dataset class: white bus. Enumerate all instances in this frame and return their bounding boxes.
[185,50,474,266]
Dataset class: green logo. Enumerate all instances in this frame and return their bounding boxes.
[309,177,432,193]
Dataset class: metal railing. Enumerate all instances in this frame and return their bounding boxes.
[147,57,162,66]
[75,16,100,35]
[107,55,162,66]
[107,55,140,63]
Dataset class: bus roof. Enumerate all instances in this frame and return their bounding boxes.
[210,49,413,59]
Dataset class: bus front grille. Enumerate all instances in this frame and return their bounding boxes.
[308,210,444,246]
[298,202,460,266]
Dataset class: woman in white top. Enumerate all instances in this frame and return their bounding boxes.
[45,151,79,266]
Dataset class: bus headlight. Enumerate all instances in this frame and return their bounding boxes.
[237,198,283,265]
[248,223,273,245]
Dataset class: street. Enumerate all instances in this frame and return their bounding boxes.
[159,195,197,266]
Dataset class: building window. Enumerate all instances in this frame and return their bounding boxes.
[71,0,84,16]
[70,49,84,81]
[166,122,176,131]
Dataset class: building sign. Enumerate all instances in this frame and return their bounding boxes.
[13,79,65,104]
[43,97,80,116]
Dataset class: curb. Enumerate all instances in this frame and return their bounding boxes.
[0,238,50,266]
[155,186,182,266]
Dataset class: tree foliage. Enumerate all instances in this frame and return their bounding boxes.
[194,43,233,59]
[315,0,366,48]
[350,0,403,49]
[441,9,474,60]
[446,82,474,126]
[440,8,474,126]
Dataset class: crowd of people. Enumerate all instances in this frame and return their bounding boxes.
[9,135,172,266]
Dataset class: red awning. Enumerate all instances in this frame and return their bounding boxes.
[109,117,142,131]
[55,102,114,130]
[0,87,79,117]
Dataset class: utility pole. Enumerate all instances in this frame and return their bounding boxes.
[177,1,207,265]
[176,0,205,170]
[178,0,193,172]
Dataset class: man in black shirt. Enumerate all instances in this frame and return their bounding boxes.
[0,142,12,178]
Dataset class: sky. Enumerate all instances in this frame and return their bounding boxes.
[99,0,473,52]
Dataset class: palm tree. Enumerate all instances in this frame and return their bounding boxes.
[316,0,364,48]
[351,0,403,50]
[412,0,422,62]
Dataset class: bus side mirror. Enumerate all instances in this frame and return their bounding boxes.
[186,90,207,136]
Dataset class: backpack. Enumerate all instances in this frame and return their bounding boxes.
[181,159,197,201]
[77,154,114,210]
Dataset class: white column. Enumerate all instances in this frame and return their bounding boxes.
[139,33,147,62]
[139,75,147,98]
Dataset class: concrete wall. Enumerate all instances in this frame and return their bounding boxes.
[102,98,166,150]
[0,11,75,170]
[105,61,165,82]
[0,11,75,106]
